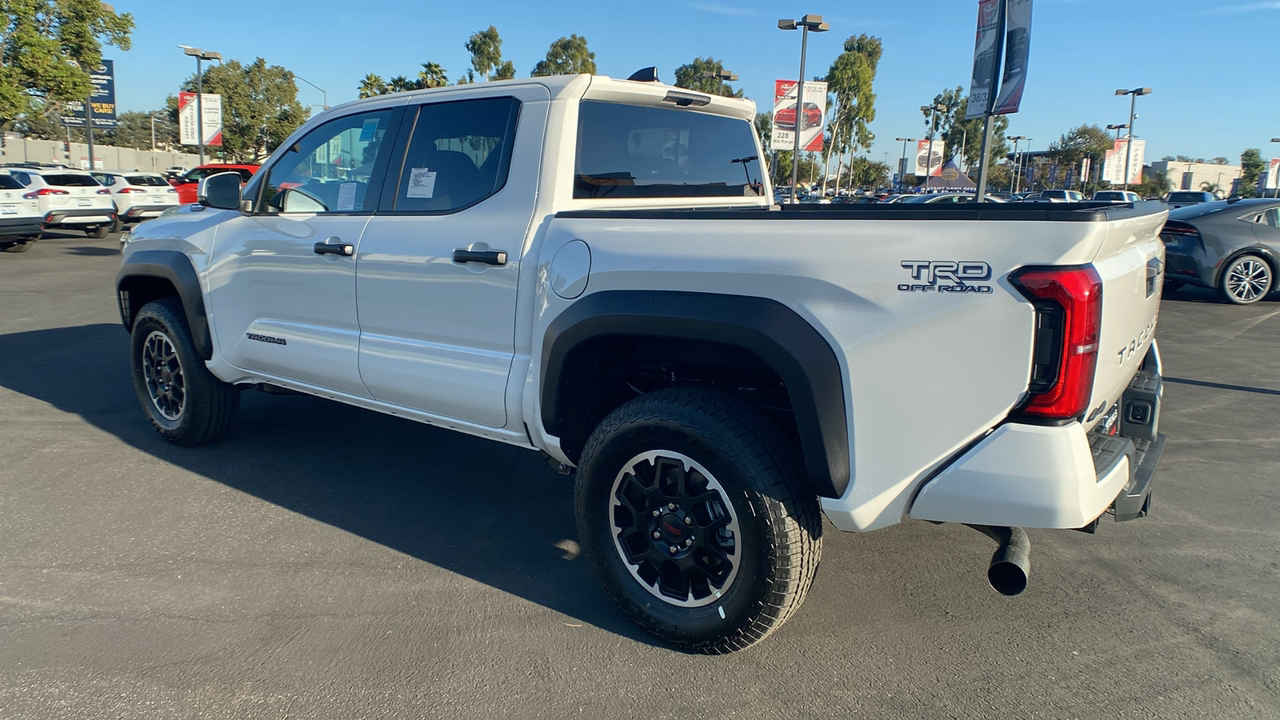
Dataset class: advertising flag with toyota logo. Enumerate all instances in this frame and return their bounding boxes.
[771,80,827,153]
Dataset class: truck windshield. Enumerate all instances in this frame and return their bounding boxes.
[575,101,763,199]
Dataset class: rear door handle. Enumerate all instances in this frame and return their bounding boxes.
[453,249,507,266]
[314,241,354,256]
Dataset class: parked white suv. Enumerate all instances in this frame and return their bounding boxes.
[92,171,180,230]
[6,168,116,238]
[1092,190,1141,203]
[0,172,44,253]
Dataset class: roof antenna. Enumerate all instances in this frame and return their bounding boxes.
[627,67,660,83]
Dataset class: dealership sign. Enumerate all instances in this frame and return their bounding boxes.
[61,60,118,129]
[771,79,827,153]
[178,92,223,146]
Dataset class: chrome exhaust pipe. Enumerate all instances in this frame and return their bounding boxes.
[966,525,1031,596]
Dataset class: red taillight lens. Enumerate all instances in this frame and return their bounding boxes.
[96,188,111,194]
[31,188,70,196]
[1011,265,1103,420]
[118,187,145,193]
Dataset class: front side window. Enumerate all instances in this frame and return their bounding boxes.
[575,101,763,199]
[388,96,520,214]
[257,109,394,214]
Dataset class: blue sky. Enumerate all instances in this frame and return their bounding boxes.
[111,0,1278,166]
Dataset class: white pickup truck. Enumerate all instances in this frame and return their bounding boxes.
[116,73,1167,653]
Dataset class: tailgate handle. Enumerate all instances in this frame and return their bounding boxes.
[453,249,507,266]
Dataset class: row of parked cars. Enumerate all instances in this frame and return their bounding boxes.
[0,162,259,253]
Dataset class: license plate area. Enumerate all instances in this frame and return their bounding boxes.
[76,198,92,207]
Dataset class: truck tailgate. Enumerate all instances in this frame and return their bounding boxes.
[1086,202,1168,429]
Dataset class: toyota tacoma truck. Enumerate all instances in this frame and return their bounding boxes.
[116,73,1167,653]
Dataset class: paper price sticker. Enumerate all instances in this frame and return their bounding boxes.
[407,168,437,198]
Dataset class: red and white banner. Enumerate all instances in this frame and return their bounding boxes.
[915,138,945,176]
[993,0,1033,115]
[178,92,224,147]
[771,79,827,153]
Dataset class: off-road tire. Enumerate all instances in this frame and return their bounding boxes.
[130,297,239,446]
[575,387,822,654]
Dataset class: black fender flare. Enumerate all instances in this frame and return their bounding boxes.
[541,290,850,499]
[116,249,213,360]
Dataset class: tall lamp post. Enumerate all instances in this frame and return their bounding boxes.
[1116,87,1152,191]
[779,14,829,203]
[1007,135,1025,193]
[920,103,947,191]
[178,45,222,167]
[1269,138,1280,197]
[895,137,915,192]
[294,74,329,112]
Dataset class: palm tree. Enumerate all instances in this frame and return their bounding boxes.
[358,74,386,99]
[387,76,413,93]
[418,63,448,89]
[1200,181,1222,197]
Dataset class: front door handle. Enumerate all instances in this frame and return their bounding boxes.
[453,249,507,266]
[314,241,354,256]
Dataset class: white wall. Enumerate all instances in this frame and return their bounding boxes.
[1148,160,1242,196]
[2,133,201,171]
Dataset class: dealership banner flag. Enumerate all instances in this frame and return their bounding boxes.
[993,0,1032,115]
[771,79,827,153]
[178,92,224,146]
[965,0,1004,119]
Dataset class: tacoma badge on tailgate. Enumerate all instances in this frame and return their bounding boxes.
[898,260,994,294]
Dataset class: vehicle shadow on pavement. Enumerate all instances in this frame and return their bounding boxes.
[0,322,658,647]
[63,246,121,256]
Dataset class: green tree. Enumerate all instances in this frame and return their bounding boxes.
[1240,148,1263,197]
[1175,154,1193,162]
[387,75,413,93]
[416,63,447,89]
[358,74,387,98]
[673,57,743,97]
[826,34,882,194]
[755,112,772,155]
[531,35,596,76]
[1047,124,1113,189]
[0,0,134,127]
[10,100,82,140]
[465,26,514,81]
[100,110,177,151]
[1132,169,1171,199]
[181,58,307,163]
[1211,156,1229,165]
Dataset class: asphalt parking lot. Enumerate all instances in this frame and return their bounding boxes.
[1,230,1278,719]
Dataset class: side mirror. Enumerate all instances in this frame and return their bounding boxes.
[197,172,243,210]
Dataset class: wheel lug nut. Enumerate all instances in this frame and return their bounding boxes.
[684,538,693,546]
[652,531,661,539]
[667,503,677,511]
[668,546,678,554]
[652,510,661,517]
[684,516,694,526]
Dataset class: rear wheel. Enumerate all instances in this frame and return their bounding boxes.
[130,297,239,445]
[575,387,822,654]
[110,215,124,233]
[87,225,109,239]
[1219,254,1272,305]
[1,239,32,253]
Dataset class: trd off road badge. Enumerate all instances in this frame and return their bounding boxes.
[898,260,994,294]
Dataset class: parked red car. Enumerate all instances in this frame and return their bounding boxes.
[775,102,823,131]
[171,163,260,204]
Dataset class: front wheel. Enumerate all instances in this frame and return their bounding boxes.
[1219,254,1273,305]
[130,297,239,445]
[575,387,822,654]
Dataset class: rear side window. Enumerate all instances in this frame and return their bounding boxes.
[575,101,763,199]
[0,174,23,190]
[9,171,31,186]
[388,96,520,214]
[125,175,171,187]
[44,173,100,187]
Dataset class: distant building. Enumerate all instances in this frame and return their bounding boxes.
[1147,160,1241,197]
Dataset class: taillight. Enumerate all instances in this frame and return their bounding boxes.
[118,187,146,193]
[167,188,178,193]
[1159,219,1199,244]
[27,188,69,197]
[96,188,112,194]
[1010,265,1103,421]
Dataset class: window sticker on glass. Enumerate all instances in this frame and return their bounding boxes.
[358,118,380,142]
[407,167,437,198]
[336,182,358,211]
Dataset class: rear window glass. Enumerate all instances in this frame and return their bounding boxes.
[575,101,763,199]
[1168,192,1209,202]
[0,174,23,190]
[44,173,100,187]
[125,175,171,187]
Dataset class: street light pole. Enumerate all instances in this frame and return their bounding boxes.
[896,137,914,192]
[294,74,329,111]
[1007,135,1024,193]
[1269,138,1280,197]
[920,103,947,191]
[179,45,222,167]
[1116,87,1152,190]
[779,15,829,203]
